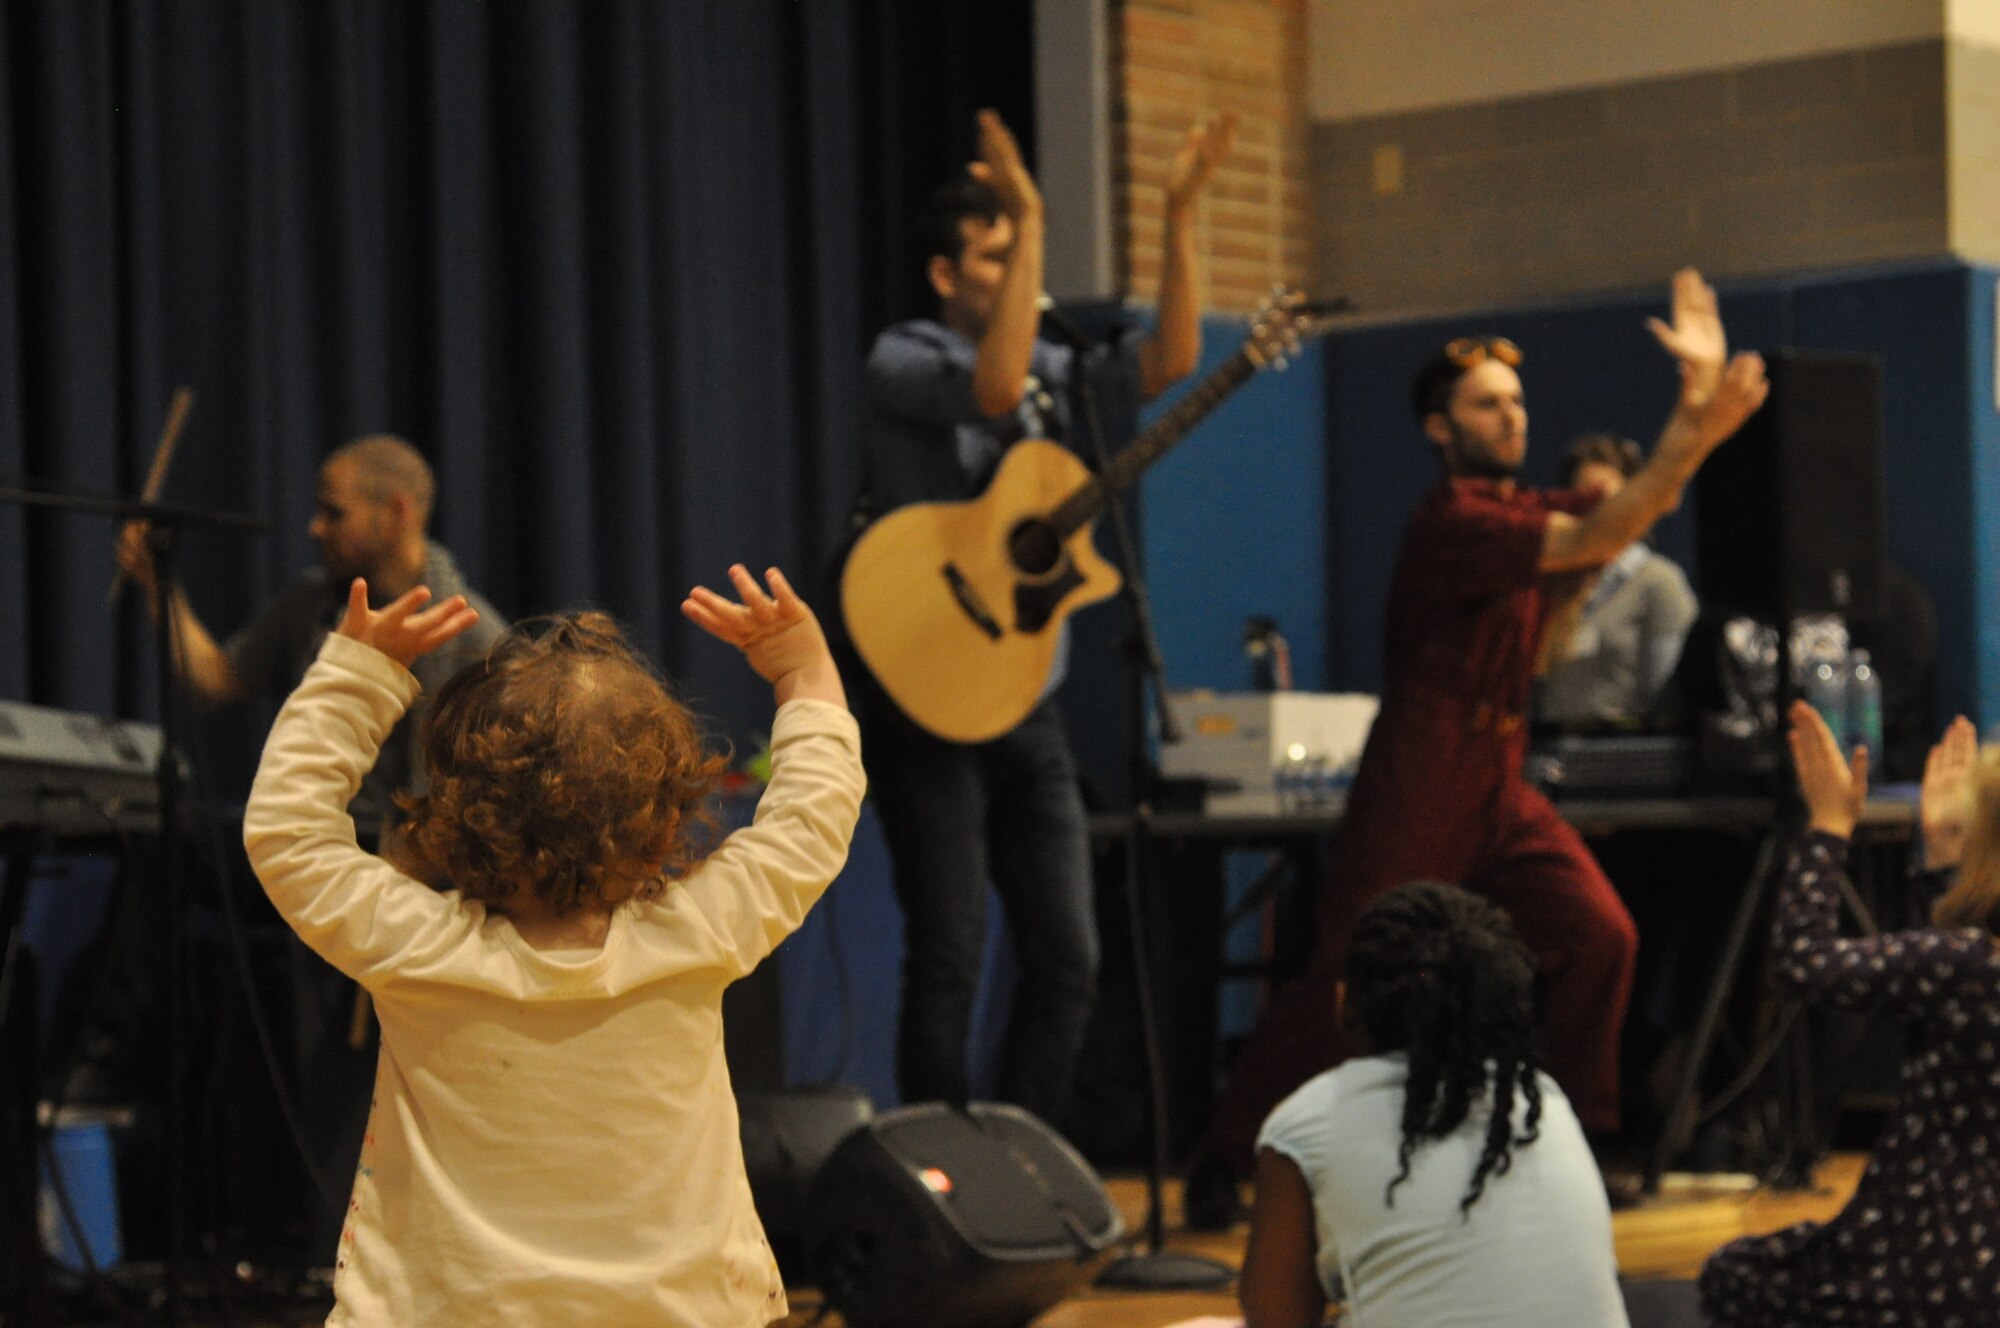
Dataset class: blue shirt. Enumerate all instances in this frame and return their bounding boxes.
[860,318,1145,512]
[859,319,1146,702]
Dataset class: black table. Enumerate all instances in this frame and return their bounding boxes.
[1087,789,1919,1186]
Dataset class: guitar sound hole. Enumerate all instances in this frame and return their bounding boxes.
[1008,519,1061,578]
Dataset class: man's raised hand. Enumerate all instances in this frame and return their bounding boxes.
[1643,268,1767,452]
[114,521,160,594]
[1164,112,1239,216]
[1688,350,1769,451]
[967,109,1041,223]
[1646,268,1729,411]
[335,580,481,670]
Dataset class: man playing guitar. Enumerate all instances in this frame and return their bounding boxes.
[846,107,1233,1125]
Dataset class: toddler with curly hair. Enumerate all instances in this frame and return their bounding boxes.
[243,565,860,1327]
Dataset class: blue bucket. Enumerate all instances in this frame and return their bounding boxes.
[37,1118,122,1272]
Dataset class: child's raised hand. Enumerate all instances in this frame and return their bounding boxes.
[335,579,482,669]
[682,565,846,707]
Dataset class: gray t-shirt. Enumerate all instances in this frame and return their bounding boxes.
[226,540,506,829]
[1258,1054,1628,1327]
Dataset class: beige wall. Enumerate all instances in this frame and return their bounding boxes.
[1950,37,2000,262]
[1311,41,1949,314]
[1302,0,2000,311]
[1948,0,2000,47]
[1310,0,1942,122]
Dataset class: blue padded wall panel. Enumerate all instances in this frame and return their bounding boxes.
[1141,313,1330,694]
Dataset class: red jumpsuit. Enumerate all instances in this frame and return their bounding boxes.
[1206,477,1639,1169]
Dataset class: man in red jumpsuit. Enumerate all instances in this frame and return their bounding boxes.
[1187,270,1771,1223]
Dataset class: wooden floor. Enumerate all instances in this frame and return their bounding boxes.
[778,1156,1865,1327]
[58,1156,1860,1326]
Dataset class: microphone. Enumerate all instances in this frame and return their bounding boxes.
[1035,292,1095,349]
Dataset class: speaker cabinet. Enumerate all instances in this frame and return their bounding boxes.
[1692,349,1885,622]
[738,1084,874,1282]
[802,1102,1123,1328]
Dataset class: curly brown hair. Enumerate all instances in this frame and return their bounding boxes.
[389,611,729,917]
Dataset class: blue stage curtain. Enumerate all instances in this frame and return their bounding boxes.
[0,0,1033,788]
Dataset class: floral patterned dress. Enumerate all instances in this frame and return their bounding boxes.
[1700,830,2000,1326]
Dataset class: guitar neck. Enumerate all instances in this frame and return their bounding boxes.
[1051,348,1263,537]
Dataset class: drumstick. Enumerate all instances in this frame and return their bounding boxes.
[108,386,195,604]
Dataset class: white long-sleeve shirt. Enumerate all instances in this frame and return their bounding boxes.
[244,633,865,1327]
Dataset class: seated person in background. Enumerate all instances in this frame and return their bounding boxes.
[1239,880,1629,1328]
[1538,433,1698,730]
[1700,705,2000,1326]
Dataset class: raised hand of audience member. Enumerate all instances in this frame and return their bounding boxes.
[334,578,481,669]
[1920,714,1979,870]
[682,564,847,709]
[1788,698,1868,840]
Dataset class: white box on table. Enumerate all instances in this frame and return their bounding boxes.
[1158,690,1380,815]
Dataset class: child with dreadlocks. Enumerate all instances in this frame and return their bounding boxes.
[1238,879,1629,1328]
[242,566,862,1327]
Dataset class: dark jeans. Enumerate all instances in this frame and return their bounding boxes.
[859,688,1099,1127]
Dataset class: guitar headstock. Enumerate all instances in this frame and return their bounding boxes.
[1244,286,1346,371]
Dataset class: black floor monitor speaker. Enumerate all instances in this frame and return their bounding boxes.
[1692,349,1885,622]
[738,1083,875,1282]
[801,1101,1125,1328]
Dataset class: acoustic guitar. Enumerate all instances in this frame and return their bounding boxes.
[842,295,1334,743]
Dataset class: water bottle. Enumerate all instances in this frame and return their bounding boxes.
[1802,654,1850,752]
[1849,648,1884,774]
[1274,747,1308,813]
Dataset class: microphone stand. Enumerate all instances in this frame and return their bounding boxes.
[1034,311,1232,1291]
[0,484,268,1323]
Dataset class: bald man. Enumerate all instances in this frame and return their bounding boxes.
[117,433,506,828]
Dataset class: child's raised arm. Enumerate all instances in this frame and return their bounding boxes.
[682,564,847,709]
[335,577,483,665]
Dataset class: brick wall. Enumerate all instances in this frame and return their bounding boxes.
[1115,0,1311,314]
[1310,40,1951,314]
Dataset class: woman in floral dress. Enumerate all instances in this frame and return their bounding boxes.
[1701,703,2000,1326]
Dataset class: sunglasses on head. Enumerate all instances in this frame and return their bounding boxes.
[1443,336,1523,369]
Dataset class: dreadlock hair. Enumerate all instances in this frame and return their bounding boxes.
[1344,880,1545,1216]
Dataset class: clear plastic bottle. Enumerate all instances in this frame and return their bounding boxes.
[1849,648,1884,774]
[1803,654,1851,752]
